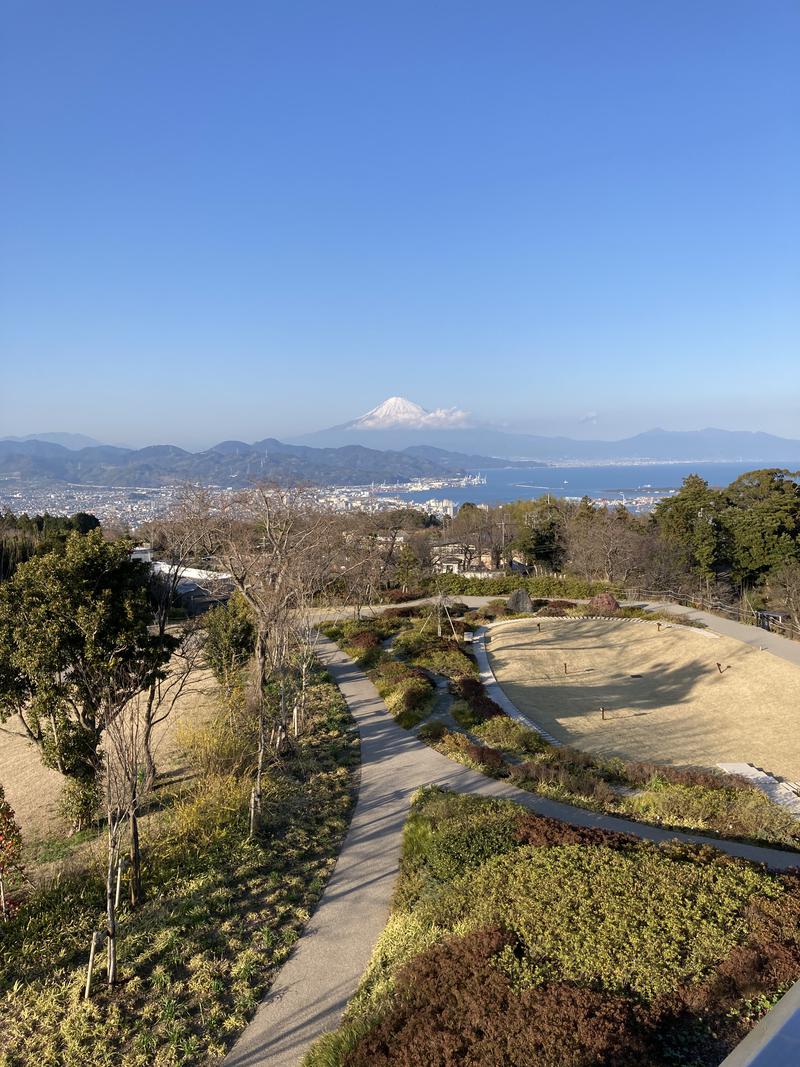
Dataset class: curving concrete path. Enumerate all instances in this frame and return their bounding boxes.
[224,635,800,1067]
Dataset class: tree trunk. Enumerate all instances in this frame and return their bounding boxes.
[106,820,118,986]
[129,789,142,907]
[251,628,268,837]
[141,682,158,793]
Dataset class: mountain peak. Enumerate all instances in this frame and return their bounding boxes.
[347,396,472,430]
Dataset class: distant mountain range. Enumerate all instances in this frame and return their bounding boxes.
[0,431,105,451]
[2,397,798,490]
[0,437,537,489]
[293,397,800,463]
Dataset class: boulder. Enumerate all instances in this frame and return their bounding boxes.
[507,588,535,614]
[588,591,621,615]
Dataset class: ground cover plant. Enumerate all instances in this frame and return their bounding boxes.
[439,727,800,851]
[304,789,800,1067]
[0,665,359,1066]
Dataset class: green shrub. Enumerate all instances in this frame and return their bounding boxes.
[393,630,478,679]
[371,658,434,722]
[621,783,800,848]
[473,717,546,754]
[450,700,481,730]
[400,792,520,885]
[417,720,448,742]
[430,574,615,598]
[57,777,99,833]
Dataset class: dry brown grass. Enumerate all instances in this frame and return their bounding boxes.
[0,661,219,848]
[487,618,800,782]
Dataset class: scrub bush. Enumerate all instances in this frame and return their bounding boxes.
[417,721,448,742]
[473,718,546,754]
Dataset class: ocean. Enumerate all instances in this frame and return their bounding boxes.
[386,462,792,510]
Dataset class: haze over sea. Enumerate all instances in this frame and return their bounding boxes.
[391,462,795,509]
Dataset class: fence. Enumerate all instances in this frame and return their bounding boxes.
[631,588,800,644]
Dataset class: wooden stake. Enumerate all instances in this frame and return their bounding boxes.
[600,707,606,720]
[85,931,103,1000]
[564,662,568,675]
[114,859,124,911]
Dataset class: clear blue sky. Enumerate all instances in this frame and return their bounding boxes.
[1,0,798,449]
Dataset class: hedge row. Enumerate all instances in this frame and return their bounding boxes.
[426,574,617,598]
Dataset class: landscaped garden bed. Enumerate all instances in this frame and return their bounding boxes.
[305,788,800,1067]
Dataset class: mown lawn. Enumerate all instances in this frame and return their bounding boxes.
[322,613,800,850]
[305,789,800,1067]
[0,666,359,1067]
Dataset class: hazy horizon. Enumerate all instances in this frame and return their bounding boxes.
[3,399,800,455]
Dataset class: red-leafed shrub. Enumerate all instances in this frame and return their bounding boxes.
[623,761,751,791]
[514,811,641,851]
[343,926,656,1067]
[381,606,418,619]
[451,674,503,721]
[536,599,577,617]
[381,588,425,604]
[464,743,505,772]
[507,758,615,804]
[0,784,23,919]
[348,630,381,650]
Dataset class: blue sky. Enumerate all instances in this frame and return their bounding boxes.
[1,1,798,449]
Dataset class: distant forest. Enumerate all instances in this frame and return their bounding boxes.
[0,511,100,579]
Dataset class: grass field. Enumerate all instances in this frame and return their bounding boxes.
[487,618,800,782]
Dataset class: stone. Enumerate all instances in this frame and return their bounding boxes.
[588,591,620,615]
[507,588,535,614]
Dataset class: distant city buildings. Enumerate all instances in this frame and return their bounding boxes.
[0,473,673,530]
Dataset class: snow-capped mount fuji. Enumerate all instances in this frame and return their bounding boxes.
[344,396,472,430]
[290,400,800,463]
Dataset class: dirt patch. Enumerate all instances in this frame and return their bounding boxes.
[487,618,800,782]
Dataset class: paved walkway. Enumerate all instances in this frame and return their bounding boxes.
[224,636,800,1067]
[642,602,800,669]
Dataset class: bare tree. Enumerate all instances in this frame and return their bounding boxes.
[140,491,211,789]
[565,504,647,585]
[192,486,337,834]
[768,560,800,630]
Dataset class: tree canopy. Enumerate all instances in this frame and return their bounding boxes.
[0,529,174,783]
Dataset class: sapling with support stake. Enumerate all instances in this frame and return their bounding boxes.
[419,585,459,640]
